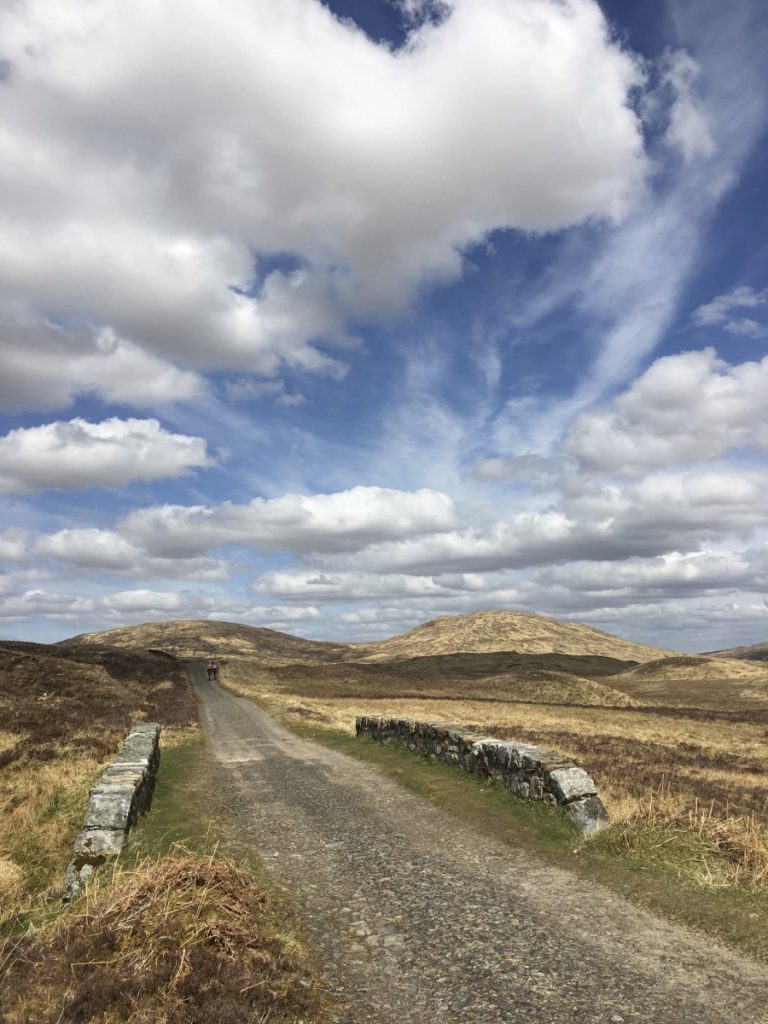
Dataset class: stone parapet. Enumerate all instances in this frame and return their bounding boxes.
[63,722,161,901]
[355,716,608,834]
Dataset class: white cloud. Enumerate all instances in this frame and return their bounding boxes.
[254,568,457,601]
[120,486,457,557]
[35,528,229,580]
[224,378,306,407]
[469,454,569,483]
[302,468,768,576]
[102,589,191,614]
[0,320,205,413]
[0,589,96,620]
[0,417,214,493]
[566,349,768,473]
[660,50,715,161]
[0,529,29,561]
[0,0,647,410]
[693,285,767,332]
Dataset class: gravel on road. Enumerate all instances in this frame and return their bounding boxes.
[191,665,768,1024]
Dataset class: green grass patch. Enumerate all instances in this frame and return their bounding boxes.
[123,735,214,863]
[124,735,284,900]
[292,722,768,963]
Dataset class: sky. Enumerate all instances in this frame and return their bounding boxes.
[1,0,767,652]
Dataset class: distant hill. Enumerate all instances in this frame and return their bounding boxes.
[344,610,678,664]
[61,619,351,664]
[62,610,677,667]
[704,640,768,663]
[606,655,768,709]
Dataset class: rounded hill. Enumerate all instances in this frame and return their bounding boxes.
[61,619,351,665]
[344,610,678,664]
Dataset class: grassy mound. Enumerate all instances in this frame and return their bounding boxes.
[0,855,329,1024]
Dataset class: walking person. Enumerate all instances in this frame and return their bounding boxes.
[207,660,215,681]
[212,661,219,681]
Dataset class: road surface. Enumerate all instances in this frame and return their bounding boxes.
[190,663,768,1024]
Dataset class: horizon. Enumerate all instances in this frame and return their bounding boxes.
[1,0,767,653]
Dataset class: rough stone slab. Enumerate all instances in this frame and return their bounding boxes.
[74,827,126,859]
[549,767,598,803]
[565,796,610,833]
[82,788,135,830]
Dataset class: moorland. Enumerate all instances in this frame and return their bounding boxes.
[2,609,768,1021]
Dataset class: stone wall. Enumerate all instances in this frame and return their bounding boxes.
[356,716,608,834]
[63,722,161,901]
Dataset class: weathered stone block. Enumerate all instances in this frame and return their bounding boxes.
[74,827,127,859]
[63,722,160,902]
[83,787,136,831]
[565,796,609,833]
[548,767,597,803]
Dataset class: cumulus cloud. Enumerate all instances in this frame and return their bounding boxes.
[0,589,96,620]
[302,468,768,575]
[120,486,457,557]
[693,285,767,335]
[0,0,646,411]
[0,320,205,413]
[0,529,29,561]
[566,349,768,473]
[253,568,458,601]
[35,528,229,580]
[0,418,214,493]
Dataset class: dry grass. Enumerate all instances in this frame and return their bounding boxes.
[0,641,199,929]
[603,780,768,890]
[0,853,331,1024]
[0,749,109,927]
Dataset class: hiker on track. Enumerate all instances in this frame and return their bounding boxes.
[207,660,215,681]
[212,661,219,680]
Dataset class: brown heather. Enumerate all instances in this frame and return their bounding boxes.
[0,854,331,1024]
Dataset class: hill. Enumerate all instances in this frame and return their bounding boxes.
[62,619,350,664]
[606,655,768,709]
[704,640,768,663]
[62,610,678,669]
[344,610,678,664]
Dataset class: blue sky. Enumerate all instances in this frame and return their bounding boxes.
[1,0,767,651]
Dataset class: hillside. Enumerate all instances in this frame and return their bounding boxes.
[62,618,350,665]
[344,610,679,664]
[607,655,768,709]
[705,640,768,662]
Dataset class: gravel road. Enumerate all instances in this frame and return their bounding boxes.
[190,665,768,1024]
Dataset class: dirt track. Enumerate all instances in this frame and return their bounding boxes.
[190,664,768,1024]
